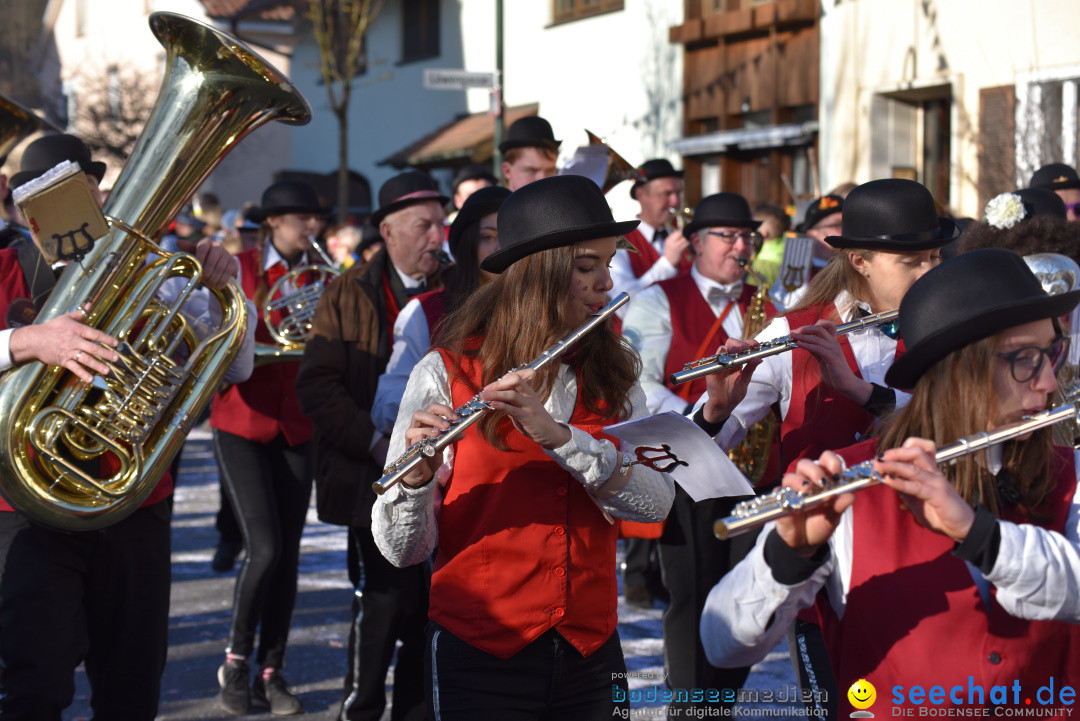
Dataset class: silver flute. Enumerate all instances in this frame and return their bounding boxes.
[669,309,899,386]
[372,292,630,495]
[714,403,1078,539]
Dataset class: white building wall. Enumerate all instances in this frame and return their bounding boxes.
[289,0,683,221]
[820,0,1080,217]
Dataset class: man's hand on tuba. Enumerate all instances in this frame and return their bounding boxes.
[9,304,119,382]
[178,237,240,289]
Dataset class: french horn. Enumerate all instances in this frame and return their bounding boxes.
[256,238,339,365]
[0,12,311,531]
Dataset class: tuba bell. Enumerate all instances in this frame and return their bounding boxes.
[0,92,62,162]
[0,12,312,531]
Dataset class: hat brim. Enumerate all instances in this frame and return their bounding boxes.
[248,204,333,224]
[369,194,450,227]
[11,160,106,192]
[498,139,562,155]
[684,217,761,238]
[481,219,639,274]
[448,196,506,256]
[825,218,959,251]
[884,289,1080,389]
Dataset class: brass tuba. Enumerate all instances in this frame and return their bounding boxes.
[0,12,312,531]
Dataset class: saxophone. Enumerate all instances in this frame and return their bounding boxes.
[0,13,311,531]
[727,258,779,486]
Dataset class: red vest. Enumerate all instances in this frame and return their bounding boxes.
[781,302,903,466]
[417,289,448,341]
[818,439,1080,717]
[622,277,779,539]
[658,277,774,402]
[428,349,620,659]
[623,227,692,278]
[210,245,313,445]
[0,249,173,512]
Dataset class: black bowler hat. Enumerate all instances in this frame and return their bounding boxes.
[482,175,638,273]
[797,195,844,233]
[448,185,510,258]
[498,116,561,155]
[824,178,958,251]
[10,133,106,189]
[1030,162,1080,191]
[451,163,497,197]
[683,192,761,237]
[370,170,449,227]
[884,248,1080,389]
[629,158,684,200]
[248,179,330,223]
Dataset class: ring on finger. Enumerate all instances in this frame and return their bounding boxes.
[75,351,83,362]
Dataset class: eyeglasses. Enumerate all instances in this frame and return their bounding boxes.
[706,230,763,246]
[1064,201,1080,216]
[995,334,1068,383]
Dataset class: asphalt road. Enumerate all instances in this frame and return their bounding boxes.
[62,426,799,720]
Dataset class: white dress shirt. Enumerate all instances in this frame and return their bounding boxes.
[609,219,679,315]
[372,350,676,568]
[709,290,910,452]
[622,264,745,415]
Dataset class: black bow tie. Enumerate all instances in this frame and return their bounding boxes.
[404,281,428,298]
[856,306,900,340]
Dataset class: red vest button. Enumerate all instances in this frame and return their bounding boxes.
[556,487,567,496]
[554,527,565,536]
[554,567,566,577]
[553,607,565,618]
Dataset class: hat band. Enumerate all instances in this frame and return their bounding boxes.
[856,226,944,244]
[390,189,442,205]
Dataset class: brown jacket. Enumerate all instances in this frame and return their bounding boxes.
[296,248,412,527]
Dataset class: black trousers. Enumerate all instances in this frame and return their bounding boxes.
[425,624,629,721]
[214,429,313,669]
[339,526,429,721]
[0,501,172,721]
[658,487,759,718]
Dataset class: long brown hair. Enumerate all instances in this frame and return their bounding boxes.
[433,244,640,449]
[876,333,1058,518]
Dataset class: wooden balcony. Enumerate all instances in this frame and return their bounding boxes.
[671,0,817,44]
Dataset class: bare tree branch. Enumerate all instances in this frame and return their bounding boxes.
[307,0,383,223]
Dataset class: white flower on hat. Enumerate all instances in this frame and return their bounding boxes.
[985,192,1026,230]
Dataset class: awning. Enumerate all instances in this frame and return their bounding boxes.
[379,103,539,169]
[668,121,819,156]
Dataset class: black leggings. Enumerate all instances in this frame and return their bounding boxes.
[214,429,313,669]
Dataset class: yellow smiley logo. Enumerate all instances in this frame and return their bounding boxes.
[848,679,876,710]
